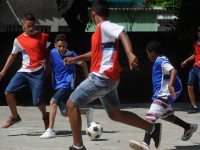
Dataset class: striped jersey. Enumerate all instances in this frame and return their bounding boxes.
[152,56,182,104]
[90,21,124,80]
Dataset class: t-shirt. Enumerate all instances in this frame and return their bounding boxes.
[90,21,124,80]
[12,31,50,72]
[50,48,81,90]
[152,56,182,103]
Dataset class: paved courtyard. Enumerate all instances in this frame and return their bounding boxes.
[0,103,199,150]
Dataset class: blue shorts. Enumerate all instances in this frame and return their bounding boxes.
[5,68,45,106]
[69,73,120,111]
[188,66,200,88]
[51,88,72,113]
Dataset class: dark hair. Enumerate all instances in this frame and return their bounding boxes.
[197,26,200,32]
[146,41,163,55]
[55,33,68,43]
[92,0,109,18]
[23,13,35,21]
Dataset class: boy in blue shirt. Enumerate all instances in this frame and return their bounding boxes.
[40,34,93,139]
[129,41,198,150]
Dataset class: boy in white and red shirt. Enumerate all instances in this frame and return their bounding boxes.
[64,1,162,150]
[0,13,50,129]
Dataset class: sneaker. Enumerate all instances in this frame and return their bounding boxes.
[181,124,198,141]
[129,140,150,150]
[151,123,162,148]
[42,112,49,130]
[85,108,93,125]
[40,128,56,139]
[2,115,22,128]
[187,107,200,114]
[69,146,86,150]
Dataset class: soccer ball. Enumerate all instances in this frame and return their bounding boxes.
[86,122,103,140]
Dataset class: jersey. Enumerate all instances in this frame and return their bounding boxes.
[90,21,124,80]
[194,41,200,67]
[152,56,182,104]
[13,31,49,72]
[50,48,81,90]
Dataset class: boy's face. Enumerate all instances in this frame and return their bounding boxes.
[197,31,200,39]
[54,41,68,55]
[146,49,156,62]
[22,20,35,36]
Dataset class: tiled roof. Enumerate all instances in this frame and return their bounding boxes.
[88,7,175,12]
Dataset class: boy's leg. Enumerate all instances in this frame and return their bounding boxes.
[163,114,198,141]
[67,99,83,147]
[2,72,26,128]
[28,69,49,129]
[40,100,56,139]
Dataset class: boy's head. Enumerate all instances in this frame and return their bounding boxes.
[146,41,163,62]
[54,33,68,55]
[22,13,36,36]
[91,0,109,24]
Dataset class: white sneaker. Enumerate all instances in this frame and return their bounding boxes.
[85,108,93,125]
[40,128,56,139]
[181,124,198,141]
[129,140,150,150]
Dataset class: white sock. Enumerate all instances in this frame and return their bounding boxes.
[73,145,84,149]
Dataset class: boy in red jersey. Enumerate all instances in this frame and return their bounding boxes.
[181,26,200,114]
[0,13,50,129]
[64,1,162,150]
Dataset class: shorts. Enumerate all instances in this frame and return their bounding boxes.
[188,66,200,88]
[69,73,120,111]
[145,99,174,122]
[5,68,45,106]
[51,88,72,113]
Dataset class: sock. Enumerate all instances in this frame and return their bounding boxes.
[73,145,84,149]
[173,117,191,131]
[144,131,151,145]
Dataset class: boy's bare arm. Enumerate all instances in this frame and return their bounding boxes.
[64,51,91,65]
[0,53,17,81]
[168,68,178,98]
[118,32,139,71]
[80,61,89,78]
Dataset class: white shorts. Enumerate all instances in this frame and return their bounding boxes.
[145,99,174,122]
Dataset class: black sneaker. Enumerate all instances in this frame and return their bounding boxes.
[69,146,86,150]
[187,107,200,114]
[151,123,162,148]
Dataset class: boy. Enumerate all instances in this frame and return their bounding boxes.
[0,13,50,129]
[129,41,198,150]
[40,33,93,139]
[64,1,162,150]
[181,26,200,114]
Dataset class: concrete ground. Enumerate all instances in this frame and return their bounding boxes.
[0,103,200,150]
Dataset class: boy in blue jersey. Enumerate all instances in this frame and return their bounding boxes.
[40,33,93,139]
[129,41,198,150]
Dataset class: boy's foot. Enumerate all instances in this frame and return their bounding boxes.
[40,128,56,139]
[129,140,150,150]
[42,112,49,130]
[151,123,162,148]
[187,107,200,114]
[69,146,86,150]
[85,108,93,125]
[2,115,22,128]
[181,124,198,141]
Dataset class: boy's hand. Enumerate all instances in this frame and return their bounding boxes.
[64,57,76,65]
[181,61,187,68]
[168,86,176,98]
[0,71,6,81]
[128,54,139,71]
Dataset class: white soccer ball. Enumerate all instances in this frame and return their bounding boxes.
[86,122,103,140]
